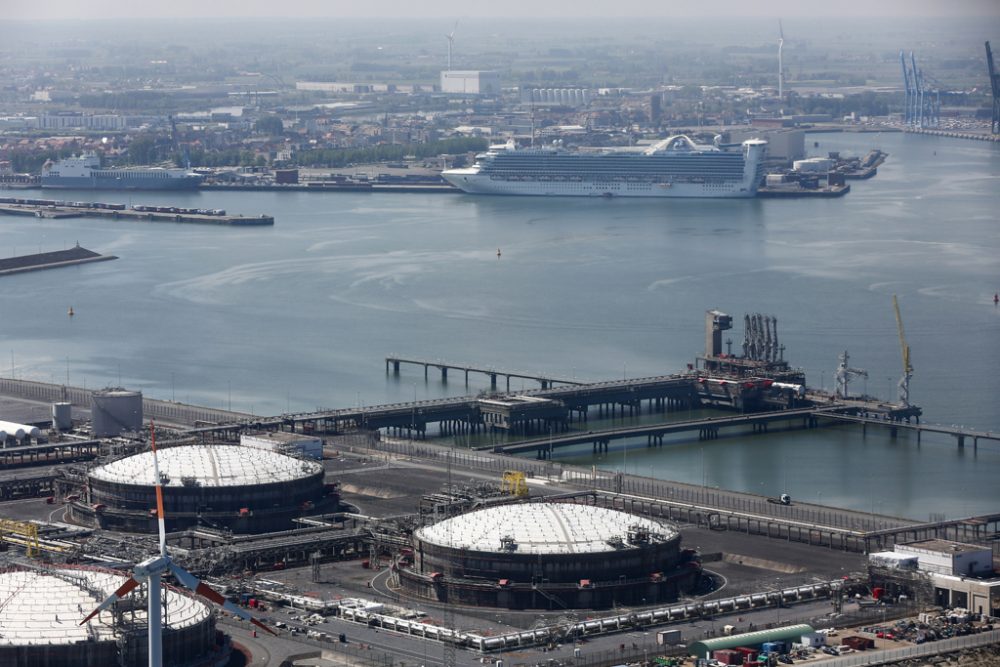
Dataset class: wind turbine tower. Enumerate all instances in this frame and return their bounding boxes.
[81,422,273,667]
[446,22,458,71]
[777,20,784,100]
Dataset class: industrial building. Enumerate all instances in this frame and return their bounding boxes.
[399,501,699,609]
[520,88,592,107]
[688,624,816,660]
[440,71,500,95]
[70,444,336,533]
[870,539,1000,616]
[726,128,805,163]
[0,564,220,667]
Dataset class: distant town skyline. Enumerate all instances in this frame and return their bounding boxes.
[6,0,999,20]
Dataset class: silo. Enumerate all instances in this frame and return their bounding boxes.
[52,401,72,430]
[91,389,143,437]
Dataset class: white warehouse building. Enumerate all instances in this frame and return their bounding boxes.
[440,71,500,95]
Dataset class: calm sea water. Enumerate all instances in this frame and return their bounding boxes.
[1,131,998,520]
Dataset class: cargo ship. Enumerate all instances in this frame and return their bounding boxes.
[442,135,767,198]
[40,154,203,190]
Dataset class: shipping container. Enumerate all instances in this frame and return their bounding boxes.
[656,629,682,645]
[711,649,742,665]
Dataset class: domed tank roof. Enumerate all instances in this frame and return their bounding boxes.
[0,566,209,646]
[89,444,322,487]
[416,503,677,555]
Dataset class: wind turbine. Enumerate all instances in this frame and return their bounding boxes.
[80,421,274,667]
[777,20,785,101]
[446,21,458,71]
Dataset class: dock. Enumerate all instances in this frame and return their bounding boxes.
[0,197,273,226]
[385,355,585,389]
[0,245,117,276]
[758,184,850,198]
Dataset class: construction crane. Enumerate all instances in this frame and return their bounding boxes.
[893,295,913,406]
[502,470,529,497]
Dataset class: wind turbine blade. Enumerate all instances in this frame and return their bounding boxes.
[168,563,277,635]
[150,420,167,556]
[779,19,784,40]
[80,577,140,625]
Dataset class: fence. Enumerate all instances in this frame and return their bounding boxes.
[818,628,1000,666]
[366,437,905,545]
[273,630,676,667]
[0,376,250,427]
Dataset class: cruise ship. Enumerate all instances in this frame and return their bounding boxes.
[442,135,768,198]
[40,154,203,190]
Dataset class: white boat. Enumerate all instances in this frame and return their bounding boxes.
[442,135,767,198]
[41,153,202,190]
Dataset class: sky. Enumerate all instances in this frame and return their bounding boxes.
[5,0,1000,20]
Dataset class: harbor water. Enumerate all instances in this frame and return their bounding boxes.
[1,131,998,520]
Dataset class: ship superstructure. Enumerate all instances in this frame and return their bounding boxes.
[442,135,767,198]
[41,154,203,190]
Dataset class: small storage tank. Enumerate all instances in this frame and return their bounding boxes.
[52,401,72,430]
[91,389,143,437]
[0,420,38,442]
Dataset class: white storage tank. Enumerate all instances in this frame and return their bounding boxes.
[52,402,72,430]
[91,389,143,437]
[793,157,834,173]
[0,420,39,442]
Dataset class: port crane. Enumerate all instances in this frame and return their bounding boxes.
[835,350,868,399]
[893,295,913,406]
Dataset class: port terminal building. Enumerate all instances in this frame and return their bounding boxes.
[869,539,1000,617]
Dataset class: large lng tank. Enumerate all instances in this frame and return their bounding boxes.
[399,501,700,609]
[0,565,220,667]
[70,444,335,533]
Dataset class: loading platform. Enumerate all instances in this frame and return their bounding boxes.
[0,200,273,226]
[386,355,585,389]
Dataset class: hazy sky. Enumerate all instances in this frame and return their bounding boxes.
[5,0,1000,20]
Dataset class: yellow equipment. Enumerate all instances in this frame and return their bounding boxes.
[0,518,40,557]
[893,294,913,406]
[502,470,529,497]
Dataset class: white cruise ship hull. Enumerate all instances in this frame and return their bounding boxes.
[442,135,768,199]
[442,171,756,198]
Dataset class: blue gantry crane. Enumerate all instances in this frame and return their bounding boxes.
[987,42,1000,135]
[900,51,940,128]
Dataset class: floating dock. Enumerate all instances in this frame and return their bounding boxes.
[0,197,273,226]
[0,245,117,276]
[758,184,850,198]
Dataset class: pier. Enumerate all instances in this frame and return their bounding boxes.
[482,406,848,458]
[0,245,117,276]
[386,355,586,389]
[0,198,273,226]
[824,412,1000,448]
